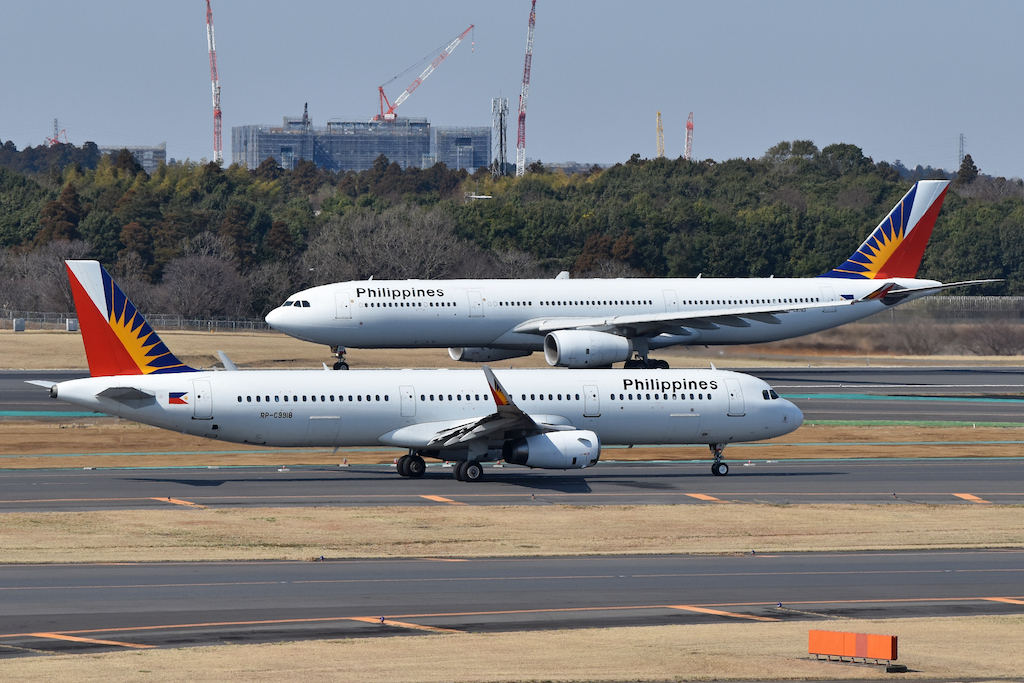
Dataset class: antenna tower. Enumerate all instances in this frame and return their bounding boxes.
[206,0,223,164]
[45,118,68,147]
[492,97,509,178]
[655,111,665,158]
[958,133,965,165]
[515,0,537,177]
[376,25,474,121]
[684,111,694,160]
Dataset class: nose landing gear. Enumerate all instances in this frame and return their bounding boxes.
[710,443,729,476]
[622,354,670,370]
[330,346,349,370]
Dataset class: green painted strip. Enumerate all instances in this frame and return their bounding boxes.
[782,393,1024,403]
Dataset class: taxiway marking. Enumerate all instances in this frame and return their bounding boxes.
[953,493,992,504]
[349,617,461,633]
[29,632,154,649]
[685,493,728,503]
[152,497,206,509]
[420,495,465,505]
[667,605,778,621]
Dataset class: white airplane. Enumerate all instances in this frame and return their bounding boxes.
[28,261,803,478]
[267,180,996,369]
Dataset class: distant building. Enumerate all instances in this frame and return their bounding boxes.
[433,127,490,173]
[232,117,430,172]
[97,143,166,174]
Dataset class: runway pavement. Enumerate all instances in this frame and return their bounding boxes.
[3,367,1023,423]
[0,549,1021,655]
[1,459,1023,512]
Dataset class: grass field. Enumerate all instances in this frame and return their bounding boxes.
[1,615,1022,682]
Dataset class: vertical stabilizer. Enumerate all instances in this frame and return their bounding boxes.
[822,180,950,279]
[65,260,194,377]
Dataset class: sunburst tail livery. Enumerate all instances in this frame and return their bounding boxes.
[821,180,949,279]
[66,260,195,377]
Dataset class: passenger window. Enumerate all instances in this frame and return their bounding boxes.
[356,396,361,402]
[247,396,251,402]
[448,395,453,401]
[322,395,327,402]
[690,393,694,400]
[256,396,261,402]
[275,396,280,402]
[294,396,298,402]
[347,396,352,402]
[698,394,702,400]
[311,395,316,402]
[375,395,380,401]
[330,395,334,402]
[366,395,371,402]
[284,395,289,402]
[628,394,633,400]
[557,394,562,400]
[237,396,241,402]
[421,395,426,401]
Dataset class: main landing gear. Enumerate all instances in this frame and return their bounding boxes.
[396,453,426,478]
[331,346,349,370]
[623,355,670,370]
[453,461,483,482]
[710,443,729,476]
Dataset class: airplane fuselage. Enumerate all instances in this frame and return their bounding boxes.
[52,368,801,454]
[266,276,940,350]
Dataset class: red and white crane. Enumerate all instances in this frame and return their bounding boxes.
[376,25,474,122]
[515,0,536,177]
[206,0,223,164]
[684,111,694,161]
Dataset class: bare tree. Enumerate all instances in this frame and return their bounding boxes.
[247,260,297,317]
[303,205,488,284]
[17,240,93,312]
[490,248,548,279]
[576,259,646,279]
[157,232,247,318]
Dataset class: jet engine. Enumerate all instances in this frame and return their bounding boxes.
[448,347,533,362]
[502,430,601,469]
[543,330,632,368]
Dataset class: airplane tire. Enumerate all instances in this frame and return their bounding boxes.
[333,361,349,370]
[653,359,670,369]
[463,461,483,482]
[718,462,729,476]
[397,456,410,477]
[711,462,721,476]
[407,456,426,478]
[453,461,466,481]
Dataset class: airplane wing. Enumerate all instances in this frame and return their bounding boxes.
[861,279,1002,300]
[511,298,858,336]
[377,366,565,450]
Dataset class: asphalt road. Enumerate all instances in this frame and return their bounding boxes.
[2,459,1023,512]
[0,549,1020,655]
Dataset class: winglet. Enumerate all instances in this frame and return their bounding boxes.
[482,365,523,416]
[821,180,950,280]
[65,260,195,377]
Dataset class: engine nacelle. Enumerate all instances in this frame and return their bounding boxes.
[543,330,632,368]
[502,430,601,469]
[448,347,533,363]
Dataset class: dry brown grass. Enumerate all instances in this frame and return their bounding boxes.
[1,504,1021,564]
[1,420,1021,469]
[1,615,1021,682]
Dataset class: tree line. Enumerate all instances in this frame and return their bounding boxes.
[0,137,1020,319]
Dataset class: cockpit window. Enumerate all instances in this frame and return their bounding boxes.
[769,389,779,400]
[762,389,770,400]
[283,301,294,307]
[301,301,311,308]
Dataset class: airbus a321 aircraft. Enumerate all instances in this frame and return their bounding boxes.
[29,261,802,478]
[268,180,995,369]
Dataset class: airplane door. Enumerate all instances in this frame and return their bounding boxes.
[400,385,416,417]
[583,385,600,417]
[192,380,213,420]
[819,286,837,313]
[468,291,484,317]
[725,378,745,416]
[662,290,678,312]
[335,291,351,319]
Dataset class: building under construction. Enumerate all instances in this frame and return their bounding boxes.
[98,143,166,175]
[231,116,488,174]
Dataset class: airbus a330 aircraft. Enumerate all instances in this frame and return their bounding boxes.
[29,261,803,478]
[268,180,995,369]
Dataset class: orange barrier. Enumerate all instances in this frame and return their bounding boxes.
[808,629,897,661]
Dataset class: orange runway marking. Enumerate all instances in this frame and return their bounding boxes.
[668,605,778,622]
[424,558,470,562]
[685,493,728,503]
[420,495,465,505]
[953,493,992,504]
[152,497,206,509]
[29,632,154,649]
[984,597,1024,605]
[349,617,461,633]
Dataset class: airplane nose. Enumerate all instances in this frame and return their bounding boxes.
[782,399,804,430]
[265,307,286,330]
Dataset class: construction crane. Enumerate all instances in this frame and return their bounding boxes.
[206,0,223,164]
[45,118,68,147]
[655,111,665,158]
[375,25,474,122]
[515,0,536,177]
[684,111,693,161]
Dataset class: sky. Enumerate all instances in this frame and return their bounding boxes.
[2,0,1022,177]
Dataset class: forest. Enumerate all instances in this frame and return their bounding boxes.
[0,137,1021,319]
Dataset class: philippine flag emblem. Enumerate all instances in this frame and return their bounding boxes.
[169,392,189,405]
